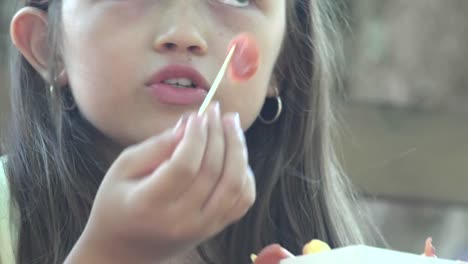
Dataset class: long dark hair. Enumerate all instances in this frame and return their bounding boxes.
[3,0,381,263]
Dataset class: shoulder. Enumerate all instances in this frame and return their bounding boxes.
[0,156,17,263]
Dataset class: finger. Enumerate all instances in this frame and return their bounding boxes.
[110,114,189,179]
[222,166,255,224]
[202,113,248,221]
[142,113,209,200]
[254,244,294,264]
[180,102,226,211]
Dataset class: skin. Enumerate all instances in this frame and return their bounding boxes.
[11,0,287,263]
[64,0,285,148]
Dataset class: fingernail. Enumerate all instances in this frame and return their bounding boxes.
[214,101,221,116]
[233,113,245,140]
[200,113,208,131]
[234,112,241,129]
[173,114,188,134]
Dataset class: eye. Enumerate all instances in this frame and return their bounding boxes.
[216,0,250,8]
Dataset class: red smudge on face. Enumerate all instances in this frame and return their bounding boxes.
[228,33,260,82]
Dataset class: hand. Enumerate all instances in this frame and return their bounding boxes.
[66,104,256,264]
[253,244,294,264]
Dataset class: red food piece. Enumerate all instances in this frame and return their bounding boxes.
[424,237,437,257]
[253,244,294,264]
[228,33,260,82]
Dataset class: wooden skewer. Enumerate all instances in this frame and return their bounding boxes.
[198,44,237,115]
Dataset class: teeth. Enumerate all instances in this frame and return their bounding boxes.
[163,78,195,88]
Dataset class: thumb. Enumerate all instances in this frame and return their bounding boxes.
[254,244,294,264]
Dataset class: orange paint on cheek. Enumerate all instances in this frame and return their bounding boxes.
[228,33,260,82]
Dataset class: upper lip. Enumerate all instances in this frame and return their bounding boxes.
[146,65,210,91]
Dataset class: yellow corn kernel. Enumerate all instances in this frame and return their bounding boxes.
[250,254,257,262]
[302,239,331,255]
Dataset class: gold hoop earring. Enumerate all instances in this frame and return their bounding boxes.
[258,89,283,125]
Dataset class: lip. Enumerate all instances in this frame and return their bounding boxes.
[146,65,210,105]
[146,65,210,91]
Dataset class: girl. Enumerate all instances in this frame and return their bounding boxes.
[1,0,381,263]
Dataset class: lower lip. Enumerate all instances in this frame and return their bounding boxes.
[148,83,208,105]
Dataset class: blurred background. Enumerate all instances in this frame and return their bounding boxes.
[1,0,467,261]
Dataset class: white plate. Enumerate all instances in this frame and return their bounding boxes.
[280,245,457,264]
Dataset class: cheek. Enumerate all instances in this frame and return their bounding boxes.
[235,30,285,130]
[225,47,282,131]
[61,19,147,145]
[62,11,143,94]
[66,49,120,132]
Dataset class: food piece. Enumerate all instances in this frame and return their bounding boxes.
[251,239,330,263]
[251,254,257,262]
[228,33,260,82]
[252,244,294,264]
[423,237,437,257]
[302,239,332,255]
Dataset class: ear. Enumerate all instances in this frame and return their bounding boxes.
[10,7,52,83]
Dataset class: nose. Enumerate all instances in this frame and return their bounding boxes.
[153,25,208,56]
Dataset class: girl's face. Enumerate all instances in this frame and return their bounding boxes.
[61,0,286,147]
